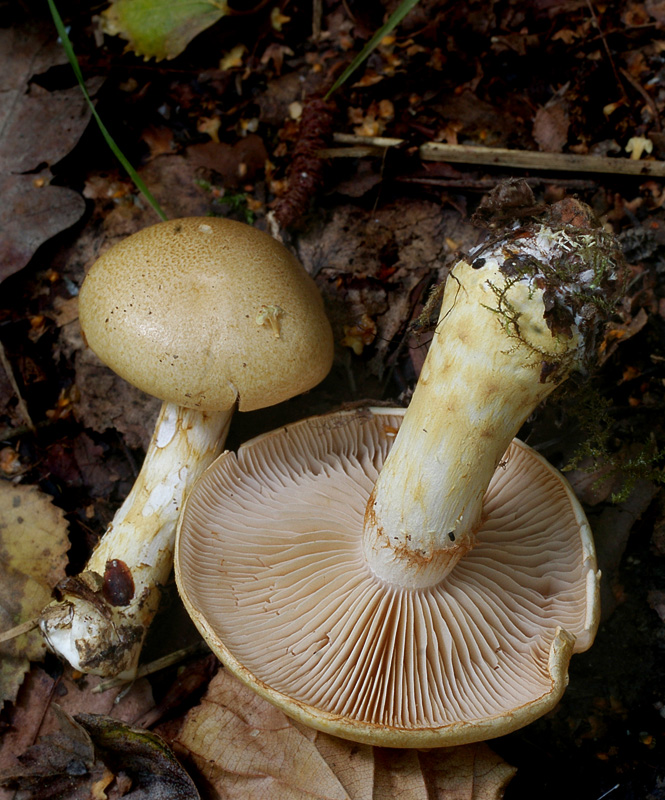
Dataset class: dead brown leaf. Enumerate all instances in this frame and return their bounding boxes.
[0,705,198,800]
[0,174,86,283]
[646,0,665,23]
[176,669,349,799]
[0,668,56,800]
[174,668,516,800]
[0,705,97,800]
[186,135,269,187]
[533,100,570,153]
[0,663,156,800]
[77,713,201,800]
[419,746,517,799]
[296,201,472,378]
[599,307,650,364]
[0,22,100,283]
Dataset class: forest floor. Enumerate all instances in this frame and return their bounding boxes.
[1,0,665,798]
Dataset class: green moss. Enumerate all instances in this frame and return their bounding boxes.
[196,180,256,224]
[559,380,665,503]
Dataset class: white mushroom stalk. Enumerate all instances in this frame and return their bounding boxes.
[364,210,621,588]
[41,403,232,677]
[38,217,334,679]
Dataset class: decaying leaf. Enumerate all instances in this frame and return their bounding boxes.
[0,668,57,800]
[176,668,350,800]
[0,662,155,800]
[0,482,69,707]
[0,706,96,800]
[175,668,516,800]
[77,714,200,800]
[533,100,570,153]
[102,0,230,61]
[0,705,198,800]
[419,747,517,800]
[0,22,98,283]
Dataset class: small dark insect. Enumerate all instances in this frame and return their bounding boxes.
[471,257,486,269]
[102,559,135,607]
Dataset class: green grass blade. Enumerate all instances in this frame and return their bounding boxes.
[47,0,168,221]
[325,0,422,99]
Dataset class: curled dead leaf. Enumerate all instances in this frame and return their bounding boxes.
[175,668,516,800]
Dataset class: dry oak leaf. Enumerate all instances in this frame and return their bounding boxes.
[0,482,69,707]
[175,668,516,800]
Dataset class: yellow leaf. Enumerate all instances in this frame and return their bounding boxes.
[102,0,229,62]
[0,482,69,705]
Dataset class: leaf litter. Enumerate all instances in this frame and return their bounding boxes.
[2,0,665,797]
[0,22,101,283]
[0,482,69,707]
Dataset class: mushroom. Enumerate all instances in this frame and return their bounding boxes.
[175,196,625,746]
[39,217,334,678]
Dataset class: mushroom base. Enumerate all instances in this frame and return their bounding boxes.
[176,408,600,747]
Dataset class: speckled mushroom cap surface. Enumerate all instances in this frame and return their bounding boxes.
[175,408,600,748]
[78,217,334,412]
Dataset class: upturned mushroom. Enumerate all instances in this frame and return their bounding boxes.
[175,194,625,746]
[39,217,334,678]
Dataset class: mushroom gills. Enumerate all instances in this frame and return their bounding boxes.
[175,408,599,747]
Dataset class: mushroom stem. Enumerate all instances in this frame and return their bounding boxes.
[40,401,233,678]
[363,207,623,589]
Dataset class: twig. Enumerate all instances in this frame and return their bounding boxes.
[0,617,39,643]
[620,66,662,132]
[92,642,209,693]
[312,0,322,40]
[324,133,665,177]
[0,341,35,432]
[396,176,598,191]
[585,0,629,106]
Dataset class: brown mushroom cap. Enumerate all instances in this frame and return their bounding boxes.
[175,408,600,748]
[78,218,333,412]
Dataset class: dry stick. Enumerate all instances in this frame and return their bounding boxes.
[585,0,629,107]
[93,642,208,693]
[0,618,39,643]
[324,133,665,177]
[312,0,323,39]
[396,176,598,191]
[0,342,35,432]
[620,66,662,133]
